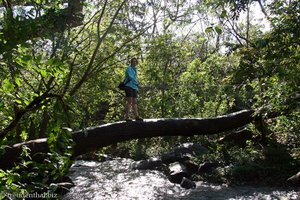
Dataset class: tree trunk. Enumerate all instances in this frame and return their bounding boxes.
[0,109,254,169]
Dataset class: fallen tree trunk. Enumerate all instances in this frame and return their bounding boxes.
[0,109,254,169]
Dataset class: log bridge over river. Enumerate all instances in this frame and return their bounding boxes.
[0,109,255,169]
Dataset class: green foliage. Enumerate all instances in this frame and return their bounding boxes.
[226,143,299,185]
[205,25,222,35]
[0,128,73,197]
[192,139,300,185]
[179,54,236,117]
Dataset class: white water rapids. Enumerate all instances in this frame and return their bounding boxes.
[64,159,299,200]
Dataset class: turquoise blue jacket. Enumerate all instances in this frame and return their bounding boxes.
[124,65,139,90]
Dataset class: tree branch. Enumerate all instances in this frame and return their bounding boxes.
[69,0,128,96]
[89,24,152,75]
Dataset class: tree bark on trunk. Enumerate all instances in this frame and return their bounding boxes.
[0,109,254,169]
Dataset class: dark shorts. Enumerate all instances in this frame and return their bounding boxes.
[125,86,138,98]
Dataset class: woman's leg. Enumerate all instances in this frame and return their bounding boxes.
[125,97,133,119]
[132,97,143,120]
[124,87,142,121]
[132,97,139,118]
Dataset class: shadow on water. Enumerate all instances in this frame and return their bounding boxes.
[64,159,299,200]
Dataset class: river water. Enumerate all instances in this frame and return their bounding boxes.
[64,158,299,200]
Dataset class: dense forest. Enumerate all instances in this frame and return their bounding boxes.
[0,0,299,197]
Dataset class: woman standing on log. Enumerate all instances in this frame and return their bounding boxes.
[124,57,143,122]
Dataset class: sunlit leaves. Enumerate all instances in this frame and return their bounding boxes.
[205,26,214,34]
[179,55,234,117]
[2,79,15,93]
[16,54,32,66]
[205,25,223,35]
[20,130,28,142]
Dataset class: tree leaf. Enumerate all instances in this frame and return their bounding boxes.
[2,79,14,92]
[205,27,213,34]
[14,77,21,87]
[220,10,227,19]
[41,70,47,77]
[214,25,222,34]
